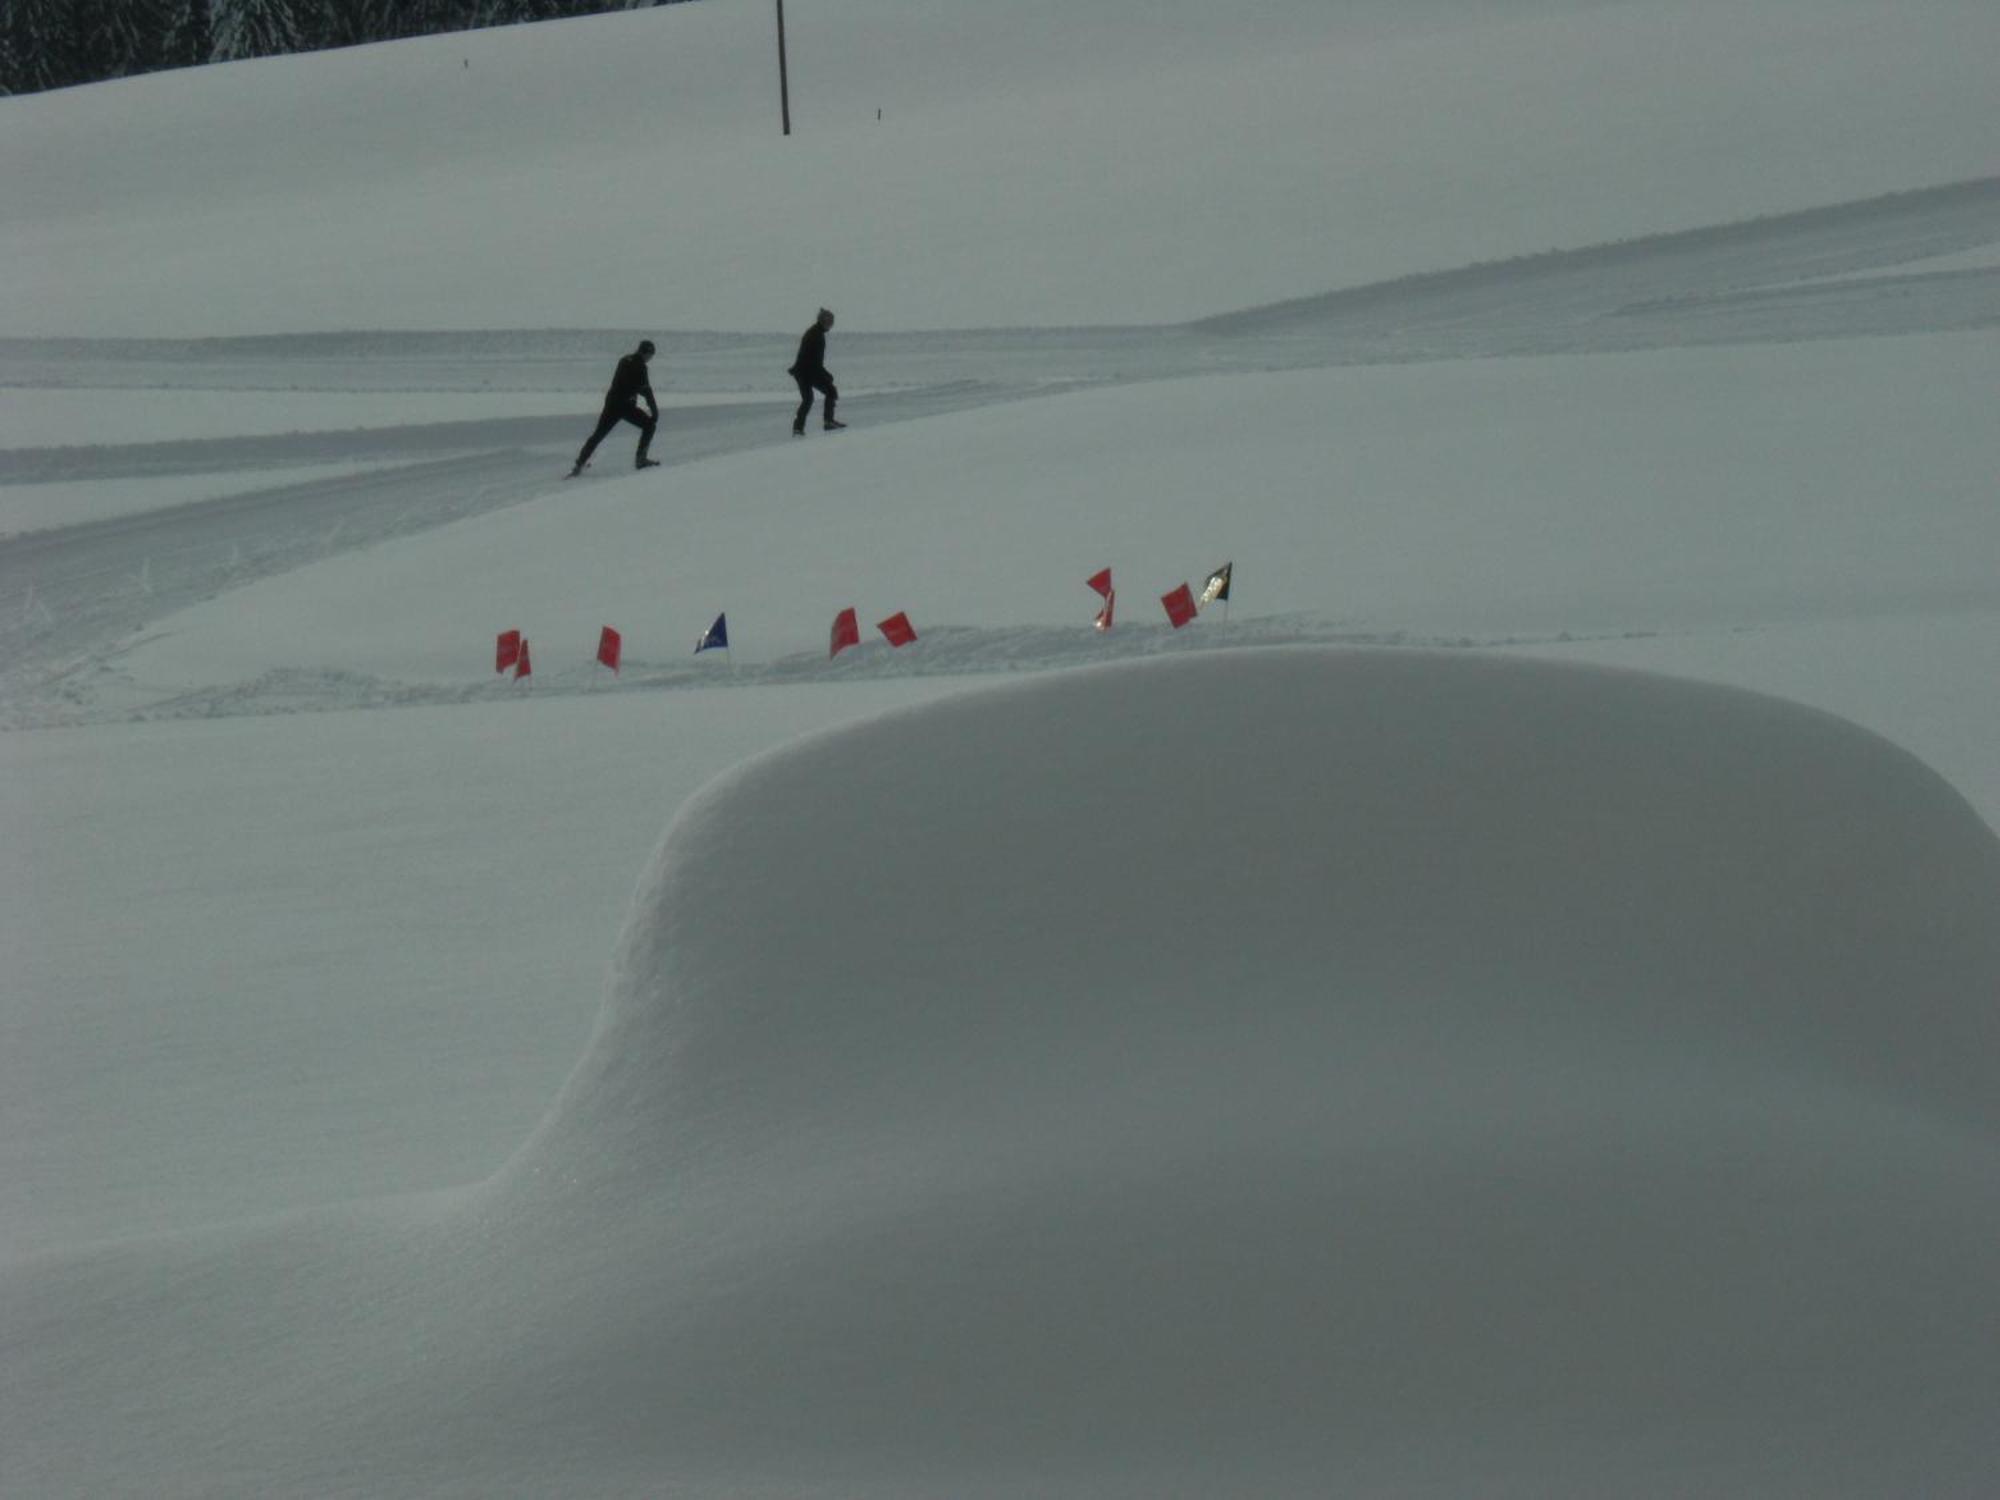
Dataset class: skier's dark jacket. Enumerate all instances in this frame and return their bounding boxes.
[604,353,655,411]
[789,324,827,379]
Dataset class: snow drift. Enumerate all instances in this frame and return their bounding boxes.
[522,647,2000,1169]
[6,649,1997,1497]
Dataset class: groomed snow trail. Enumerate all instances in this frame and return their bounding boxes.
[2,180,1995,728]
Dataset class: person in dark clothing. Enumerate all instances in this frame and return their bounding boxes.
[789,309,843,435]
[570,340,661,476]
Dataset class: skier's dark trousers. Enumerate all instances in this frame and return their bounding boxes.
[789,308,842,434]
[572,340,660,474]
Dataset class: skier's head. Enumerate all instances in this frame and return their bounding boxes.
[636,339,656,360]
[816,308,835,331]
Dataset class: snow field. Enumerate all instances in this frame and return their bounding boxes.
[6,0,2000,335]
[93,332,2000,707]
[3,0,1999,1493]
[5,650,1997,1498]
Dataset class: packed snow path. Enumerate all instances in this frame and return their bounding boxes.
[2,180,1995,727]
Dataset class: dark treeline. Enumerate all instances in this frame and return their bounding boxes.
[2,0,691,96]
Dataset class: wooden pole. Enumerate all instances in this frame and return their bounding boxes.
[776,0,792,136]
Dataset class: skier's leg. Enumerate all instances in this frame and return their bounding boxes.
[793,374,815,434]
[818,373,842,429]
[576,407,620,468]
[610,402,651,453]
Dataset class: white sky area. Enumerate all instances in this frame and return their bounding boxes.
[1,2,1996,1495]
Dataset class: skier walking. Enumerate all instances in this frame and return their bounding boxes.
[789,308,844,435]
[570,340,661,476]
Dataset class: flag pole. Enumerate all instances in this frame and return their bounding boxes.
[776,0,792,137]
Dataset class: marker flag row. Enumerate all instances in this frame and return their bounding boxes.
[493,563,1232,679]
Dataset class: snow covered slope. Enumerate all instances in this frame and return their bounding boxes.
[3,0,1998,1493]
[6,0,1999,334]
[75,333,2000,717]
[5,650,1996,1496]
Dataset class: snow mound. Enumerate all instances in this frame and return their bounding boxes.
[520,648,2000,1175]
[7,650,1998,1496]
[489,648,2000,1491]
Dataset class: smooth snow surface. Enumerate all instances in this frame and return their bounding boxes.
[3,0,1999,1494]
[7,651,1999,1498]
[6,0,1999,334]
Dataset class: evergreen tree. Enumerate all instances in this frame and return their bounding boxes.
[0,0,682,94]
[470,1,546,26]
[211,0,304,61]
[169,0,215,68]
[66,1,121,79]
[4,0,81,93]
[303,0,389,49]
[74,0,181,79]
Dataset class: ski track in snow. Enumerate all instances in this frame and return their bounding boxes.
[2,179,1996,729]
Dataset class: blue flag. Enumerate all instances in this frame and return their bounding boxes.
[695,613,729,653]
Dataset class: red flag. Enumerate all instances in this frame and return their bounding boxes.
[1161,583,1197,629]
[1085,567,1113,599]
[830,607,860,659]
[877,611,917,647]
[496,629,521,673]
[1094,591,1116,632]
[596,625,622,674]
[515,637,533,679]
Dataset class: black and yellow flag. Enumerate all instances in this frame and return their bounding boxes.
[1199,561,1232,606]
